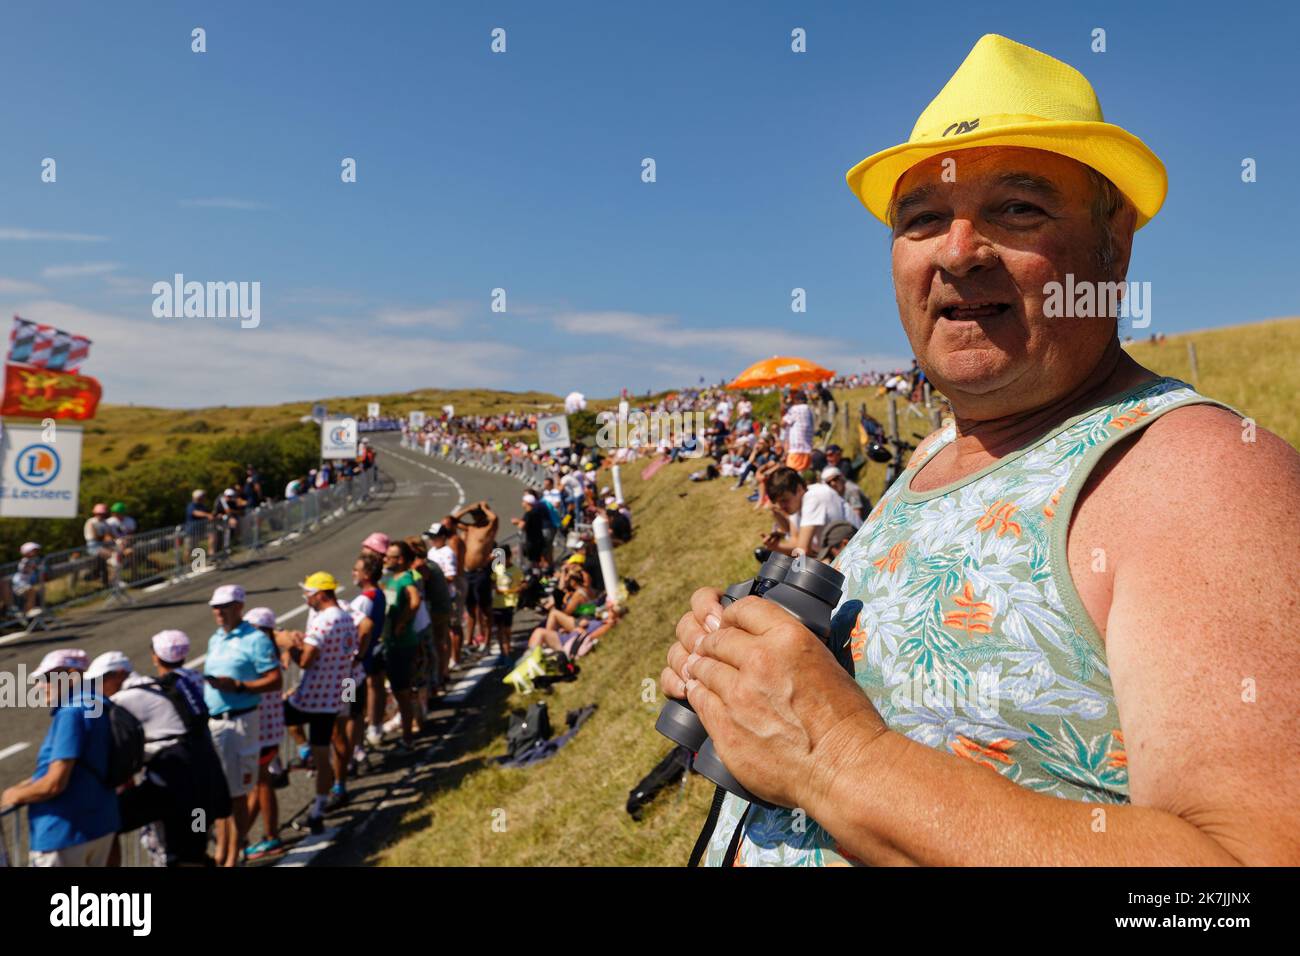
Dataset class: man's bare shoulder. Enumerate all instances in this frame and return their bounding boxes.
[1095,402,1300,555]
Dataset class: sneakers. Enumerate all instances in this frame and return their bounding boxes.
[243,838,284,861]
[306,814,325,835]
[364,725,383,748]
[324,784,347,811]
[288,744,313,770]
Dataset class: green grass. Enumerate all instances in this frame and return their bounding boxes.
[375,458,770,866]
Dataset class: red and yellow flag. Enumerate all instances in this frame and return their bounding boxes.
[1,362,102,420]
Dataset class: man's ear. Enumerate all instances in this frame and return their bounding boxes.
[1108,203,1139,282]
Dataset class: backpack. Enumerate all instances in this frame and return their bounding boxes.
[89,698,146,789]
[505,702,551,758]
[140,671,209,739]
[626,745,693,820]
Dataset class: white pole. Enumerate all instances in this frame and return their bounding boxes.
[611,464,624,505]
[592,514,620,609]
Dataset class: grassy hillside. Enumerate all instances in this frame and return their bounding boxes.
[375,458,768,866]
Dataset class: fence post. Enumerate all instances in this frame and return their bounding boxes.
[1187,342,1200,391]
[888,395,900,447]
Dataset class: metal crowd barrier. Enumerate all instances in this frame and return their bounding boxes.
[400,434,552,488]
[0,803,155,868]
[0,467,381,629]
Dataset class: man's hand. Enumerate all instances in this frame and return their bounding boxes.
[661,589,887,809]
[206,675,239,692]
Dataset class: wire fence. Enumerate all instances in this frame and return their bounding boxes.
[0,467,382,633]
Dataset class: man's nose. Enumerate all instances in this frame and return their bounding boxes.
[934,218,1001,278]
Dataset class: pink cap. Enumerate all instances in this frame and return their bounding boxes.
[32,648,90,678]
[151,630,191,664]
[362,532,390,555]
[209,584,246,606]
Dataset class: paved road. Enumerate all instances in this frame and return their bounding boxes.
[0,433,529,809]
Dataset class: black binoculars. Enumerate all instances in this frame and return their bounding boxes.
[655,552,845,807]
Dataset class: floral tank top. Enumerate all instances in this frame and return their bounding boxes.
[704,377,1236,866]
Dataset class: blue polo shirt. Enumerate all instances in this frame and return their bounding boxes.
[203,621,278,715]
[28,692,121,852]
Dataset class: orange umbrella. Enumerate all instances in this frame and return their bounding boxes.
[726,356,834,390]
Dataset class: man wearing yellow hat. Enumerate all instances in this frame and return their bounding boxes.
[283,571,358,834]
[663,35,1300,866]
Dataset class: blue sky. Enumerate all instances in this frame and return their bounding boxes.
[0,0,1295,407]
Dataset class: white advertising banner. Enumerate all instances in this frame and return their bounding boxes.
[366,402,380,419]
[0,422,83,518]
[537,414,571,452]
[321,417,359,460]
[409,410,426,429]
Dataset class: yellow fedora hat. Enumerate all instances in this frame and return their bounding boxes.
[846,34,1167,229]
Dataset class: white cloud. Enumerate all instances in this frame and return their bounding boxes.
[41,262,121,279]
[0,278,46,295]
[5,300,527,407]
[372,305,471,331]
[550,309,848,357]
[0,228,108,242]
[179,198,269,210]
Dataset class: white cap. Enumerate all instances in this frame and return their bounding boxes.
[223,488,236,497]
[151,629,191,664]
[32,648,89,678]
[192,489,205,500]
[86,650,133,680]
[242,607,277,629]
[209,584,246,606]
[820,466,843,481]
[522,493,537,504]
[20,541,40,556]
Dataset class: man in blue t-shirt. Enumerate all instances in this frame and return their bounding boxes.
[0,649,120,866]
[203,583,281,867]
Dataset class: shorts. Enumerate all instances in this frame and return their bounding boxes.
[463,567,494,610]
[411,628,433,693]
[384,642,417,692]
[29,832,115,868]
[282,700,336,747]
[450,584,465,626]
[492,607,515,629]
[338,666,368,717]
[208,710,260,799]
[786,452,812,472]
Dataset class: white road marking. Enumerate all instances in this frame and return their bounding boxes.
[384,448,466,512]
[0,742,31,762]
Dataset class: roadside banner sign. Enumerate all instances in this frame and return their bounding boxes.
[366,402,380,419]
[321,417,359,459]
[0,421,82,518]
[409,410,426,429]
[537,414,571,452]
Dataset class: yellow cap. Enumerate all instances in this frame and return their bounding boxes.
[846,34,1167,229]
[301,571,339,593]
[566,554,585,564]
